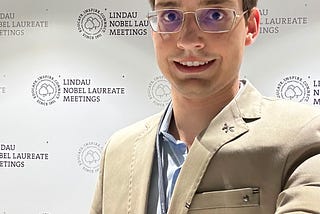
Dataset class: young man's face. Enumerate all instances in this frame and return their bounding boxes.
[151,0,259,100]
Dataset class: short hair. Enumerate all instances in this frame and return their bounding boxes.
[243,0,258,18]
[148,0,258,18]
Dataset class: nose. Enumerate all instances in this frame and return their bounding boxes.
[176,13,205,50]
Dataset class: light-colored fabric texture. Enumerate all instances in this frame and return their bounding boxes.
[90,81,320,214]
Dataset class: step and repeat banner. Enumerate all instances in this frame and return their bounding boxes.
[0,0,319,213]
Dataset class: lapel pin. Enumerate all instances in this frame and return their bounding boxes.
[222,123,235,133]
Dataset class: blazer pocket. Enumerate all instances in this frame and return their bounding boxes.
[189,187,260,210]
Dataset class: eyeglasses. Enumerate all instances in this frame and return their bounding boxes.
[147,8,248,34]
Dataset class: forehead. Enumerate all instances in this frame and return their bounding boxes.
[154,0,242,9]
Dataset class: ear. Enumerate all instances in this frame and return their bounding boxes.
[245,7,260,46]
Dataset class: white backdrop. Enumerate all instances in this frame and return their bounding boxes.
[0,0,319,213]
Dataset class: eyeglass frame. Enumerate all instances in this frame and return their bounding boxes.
[147,8,248,34]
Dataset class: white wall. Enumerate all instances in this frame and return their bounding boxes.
[0,0,319,213]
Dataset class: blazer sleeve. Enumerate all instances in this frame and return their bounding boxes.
[90,141,109,214]
[275,115,320,213]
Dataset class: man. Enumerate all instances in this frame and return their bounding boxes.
[90,0,320,213]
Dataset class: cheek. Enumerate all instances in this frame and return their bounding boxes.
[152,36,162,63]
[152,33,175,62]
[224,32,246,58]
[152,32,173,47]
[154,43,165,65]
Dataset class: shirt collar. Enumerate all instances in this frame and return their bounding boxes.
[159,102,173,134]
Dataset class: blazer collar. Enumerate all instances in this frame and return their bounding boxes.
[235,79,263,120]
[168,80,263,213]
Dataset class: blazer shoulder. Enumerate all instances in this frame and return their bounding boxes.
[106,112,163,150]
[262,96,320,119]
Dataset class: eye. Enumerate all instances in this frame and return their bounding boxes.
[207,10,225,21]
[161,10,182,22]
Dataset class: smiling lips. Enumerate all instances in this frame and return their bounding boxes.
[174,60,215,73]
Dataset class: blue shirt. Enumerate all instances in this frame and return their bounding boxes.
[147,103,188,214]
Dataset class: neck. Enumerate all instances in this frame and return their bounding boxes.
[169,82,240,148]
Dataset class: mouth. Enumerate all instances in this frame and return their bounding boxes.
[174,60,215,73]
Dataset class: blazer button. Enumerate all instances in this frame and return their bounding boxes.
[243,195,250,203]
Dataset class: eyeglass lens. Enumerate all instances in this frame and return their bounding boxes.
[149,8,236,33]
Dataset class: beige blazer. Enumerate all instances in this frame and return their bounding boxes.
[90,81,320,214]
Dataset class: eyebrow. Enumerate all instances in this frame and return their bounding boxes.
[155,0,235,9]
[201,0,235,5]
[155,1,179,9]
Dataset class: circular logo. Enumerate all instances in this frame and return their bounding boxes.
[148,76,171,107]
[77,8,107,39]
[276,76,310,102]
[31,75,61,106]
[77,142,103,173]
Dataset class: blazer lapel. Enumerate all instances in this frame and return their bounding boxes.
[167,81,263,214]
[127,114,160,214]
[167,103,249,214]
